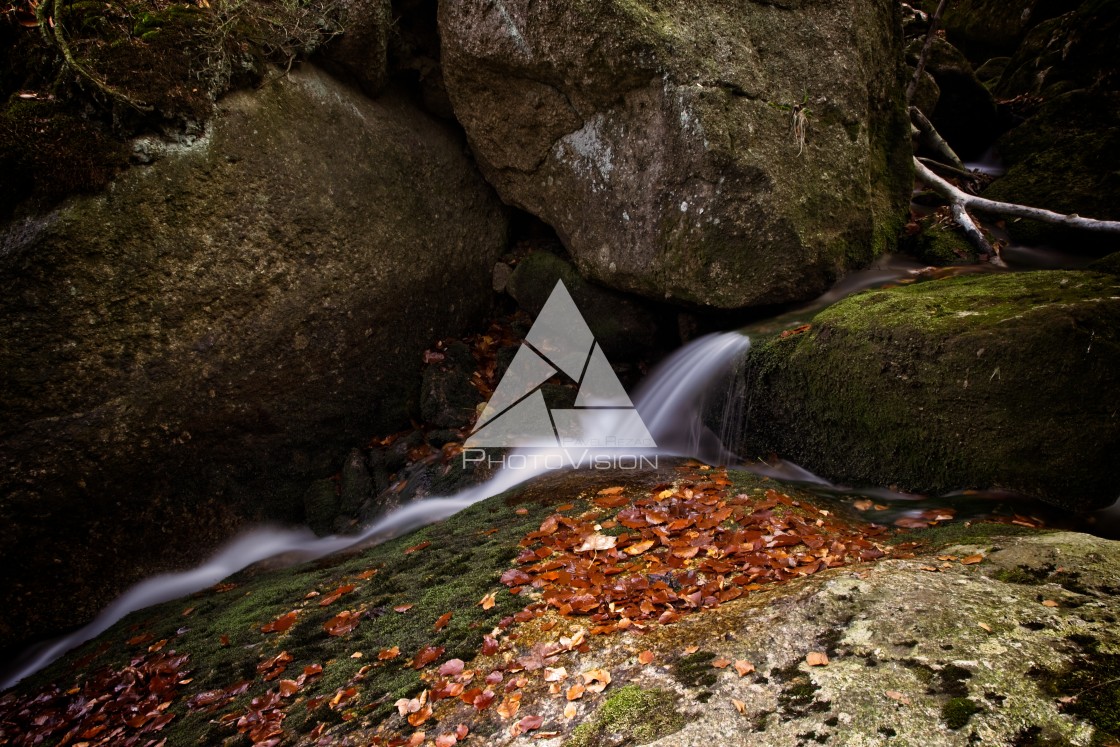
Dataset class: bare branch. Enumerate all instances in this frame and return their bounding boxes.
[906,0,950,104]
[911,106,965,172]
[914,158,1120,234]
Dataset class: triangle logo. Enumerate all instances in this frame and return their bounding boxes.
[465,280,656,449]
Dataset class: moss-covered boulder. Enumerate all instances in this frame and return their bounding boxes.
[737,271,1120,509]
[438,0,912,309]
[995,0,1120,100]
[0,65,507,656]
[937,0,1088,61]
[983,90,1120,249]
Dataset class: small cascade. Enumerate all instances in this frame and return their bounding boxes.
[1,331,752,689]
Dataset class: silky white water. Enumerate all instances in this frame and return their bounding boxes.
[1,331,751,689]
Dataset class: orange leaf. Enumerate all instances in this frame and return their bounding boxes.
[638,650,654,665]
[496,693,522,719]
[323,610,360,637]
[806,652,829,667]
[712,657,731,669]
[435,735,457,747]
[378,646,400,660]
[960,554,985,565]
[731,698,747,715]
[1042,599,1060,607]
[624,540,655,556]
[565,683,586,701]
[408,704,433,727]
[412,645,445,669]
[734,660,755,677]
[394,604,414,613]
[261,611,299,634]
[405,541,432,555]
[479,592,496,610]
[434,612,453,631]
[279,679,300,697]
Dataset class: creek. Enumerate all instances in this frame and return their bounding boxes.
[3,256,1116,690]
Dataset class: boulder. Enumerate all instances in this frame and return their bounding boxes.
[983,90,1120,248]
[5,462,1120,747]
[995,0,1120,100]
[736,271,1120,509]
[0,65,507,654]
[319,0,392,96]
[439,0,913,309]
[420,340,480,429]
[938,0,1089,60]
[907,38,999,158]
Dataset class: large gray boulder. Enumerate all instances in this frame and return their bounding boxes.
[0,65,506,653]
[439,0,912,309]
[736,271,1120,510]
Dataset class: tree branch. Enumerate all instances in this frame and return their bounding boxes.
[906,0,949,104]
[914,158,1120,234]
[911,106,966,171]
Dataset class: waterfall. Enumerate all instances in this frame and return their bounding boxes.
[1,331,751,689]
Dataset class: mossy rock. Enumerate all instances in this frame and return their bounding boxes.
[983,90,1120,250]
[906,37,999,158]
[736,270,1120,509]
[937,0,1085,61]
[565,685,686,746]
[0,66,507,657]
[903,218,980,266]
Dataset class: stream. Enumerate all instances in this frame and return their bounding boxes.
[3,256,1117,690]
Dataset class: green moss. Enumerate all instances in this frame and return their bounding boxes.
[739,271,1120,509]
[941,697,982,729]
[564,685,685,747]
[905,219,979,266]
[11,479,581,743]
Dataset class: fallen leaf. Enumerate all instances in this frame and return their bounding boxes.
[625,540,655,556]
[1042,600,1060,608]
[961,554,985,565]
[543,667,567,682]
[323,610,360,637]
[886,690,911,705]
[575,533,617,553]
[279,679,300,697]
[435,612,453,631]
[684,645,700,655]
[582,668,611,693]
[408,704,433,727]
[496,694,522,719]
[439,659,465,677]
[435,735,458,747]
[518,714,544,732]
[712,657,731,669]
[734,660,755,677]
[261,611,298,634]
[731,698,746,715]
[405,541,431,555]
[379,646,401,660]
[412,645,445,670]
[479,592,497,610]
[394,604,415,613]
[978,622,992,632]
[638,650,655,665]
[806,652,829,667]
[563,702,578,719]
[566,683,586,701]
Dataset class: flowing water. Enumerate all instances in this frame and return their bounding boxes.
[4,259,1117,689]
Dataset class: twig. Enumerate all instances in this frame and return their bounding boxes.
[911,106,965,171]
[917,157,979,183]
[906,0,950,104]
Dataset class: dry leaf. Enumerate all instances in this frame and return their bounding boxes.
[435,612,453,631]
[1042,599,1060,608]
[563,702,578,719]
[582,668,612,693]
[731,698,746,715]
[806,652,829,667]
[960,554,985,565]
[576,533,617,553]
[712,657,731,669]
[566,683,586,701]
[734,660,755,677]
[886,690,911,705]
[638,650,655,665]
[978,622,992,632]
[479,592,497,610]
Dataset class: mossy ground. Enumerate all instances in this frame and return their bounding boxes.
[12,477,582,743]
[564,684,685,747]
